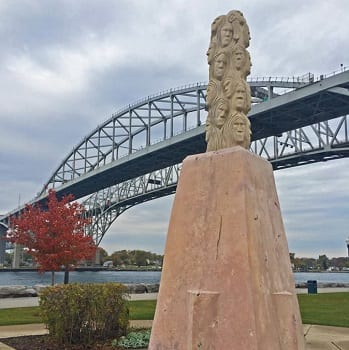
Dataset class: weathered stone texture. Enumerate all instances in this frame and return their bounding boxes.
[206,10,252,152]
[149,147,305,349]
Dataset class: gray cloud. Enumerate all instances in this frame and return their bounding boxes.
[1,0,348,258]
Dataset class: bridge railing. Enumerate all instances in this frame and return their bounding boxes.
[248,74,313,84]
[314,65,347,81]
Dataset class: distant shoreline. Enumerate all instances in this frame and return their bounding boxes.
[1,282,349,299]
[0,267,162,272]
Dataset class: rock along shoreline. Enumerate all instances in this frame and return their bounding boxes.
[0,283,160,298]
[1,283,349,298]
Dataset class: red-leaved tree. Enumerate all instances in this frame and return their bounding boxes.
[6,190,96,285]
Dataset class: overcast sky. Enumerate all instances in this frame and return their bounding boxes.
[1,0,348,258]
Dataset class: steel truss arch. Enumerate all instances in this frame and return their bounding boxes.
[41,84,207,194]
[253,115,349,169]
[40,77,311,195]
[0,222,7,229]
[83,164,181,245]
[84,115,349,244]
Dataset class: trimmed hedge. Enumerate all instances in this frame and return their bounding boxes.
[39,283,129,345]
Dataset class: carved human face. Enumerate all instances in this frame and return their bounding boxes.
[232,83,246,111]
[245,51,252,76]
[216,101,229,127]
[211,15,224,35]
[206,44,215,65]
[232,48,245,70]
[213,53,227,80]
[206,81,218,107]
[242,23,251,47]
[232,116,246,143]
[220,23,233,47]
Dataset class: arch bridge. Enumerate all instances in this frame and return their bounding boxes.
[1,69,349,252]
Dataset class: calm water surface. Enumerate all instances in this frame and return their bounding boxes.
[0,270,161,286]
[0,271,348,286]
[293,272,349,284]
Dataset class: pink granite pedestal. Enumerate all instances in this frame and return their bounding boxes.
[148,147,305,350]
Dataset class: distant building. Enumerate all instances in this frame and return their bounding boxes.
[103,260,113,268]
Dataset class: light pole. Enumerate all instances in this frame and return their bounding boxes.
[346,237,349,257]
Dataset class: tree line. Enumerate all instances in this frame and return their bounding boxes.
[99,248,163,268]
[290,253,349,271]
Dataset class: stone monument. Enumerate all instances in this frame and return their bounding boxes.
[148,10,305,350]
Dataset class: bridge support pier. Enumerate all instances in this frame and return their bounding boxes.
[0,225,6,267]
[12,243,22,269]
[94,248,101,266]
[268,85,274,99]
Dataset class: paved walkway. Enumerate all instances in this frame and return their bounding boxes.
[1,323,348,349]
[0,292,159,310]
[296,287,349,294]
[1,288,348,310]
[304,324,349,350]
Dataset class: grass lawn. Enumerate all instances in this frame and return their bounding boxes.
[297,292,349,328]
[0,293,348,328]
[0,300,157,326]
[0,307,42,326]
[128,300,156,320]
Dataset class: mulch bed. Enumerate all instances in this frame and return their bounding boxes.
[1,335,145,350]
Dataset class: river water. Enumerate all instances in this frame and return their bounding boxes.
[0,270,349,286]
[0,270,161,286]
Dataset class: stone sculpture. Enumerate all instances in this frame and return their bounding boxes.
[148,11,305,349]
[206,10,252,152]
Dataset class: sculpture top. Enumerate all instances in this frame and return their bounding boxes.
[205,10,252,152]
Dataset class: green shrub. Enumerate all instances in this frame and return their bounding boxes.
[39,282,129,345]
[113,329,151,348]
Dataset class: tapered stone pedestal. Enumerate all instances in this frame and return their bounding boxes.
[149,147,305,350]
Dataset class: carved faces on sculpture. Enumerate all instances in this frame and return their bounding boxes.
[232,82,247,112]
[206,41,216,65]
[232,46,245,71]
[206,80,219,108]
[222,78,249,113]
[220,22,234,47]
[244,50,252,77]
[215,99,229,128]
[242,22,251,48]
[221,112,251,150]
[227,10,250,48]
[205,10,251,152]
[211,15,224,37]
[222,76,235,99]
[213,52,227,80]
[232,114,247,144]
